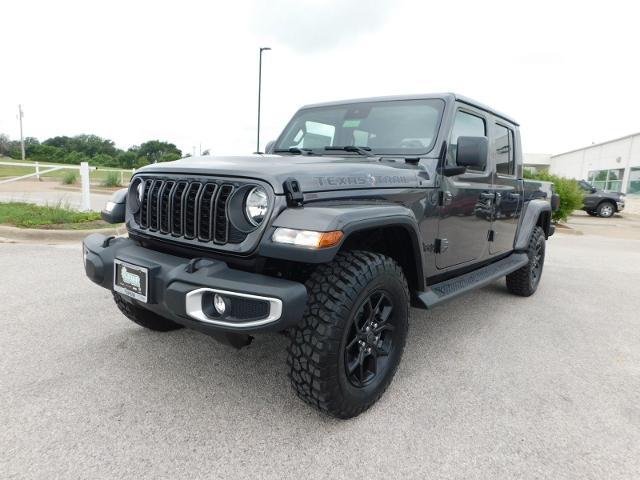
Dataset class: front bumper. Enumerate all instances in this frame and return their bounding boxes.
[82,234,307,335]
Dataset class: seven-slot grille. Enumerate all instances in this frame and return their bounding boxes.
[134,178,247,245]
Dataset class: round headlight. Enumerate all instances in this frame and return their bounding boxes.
[245,186,269,226]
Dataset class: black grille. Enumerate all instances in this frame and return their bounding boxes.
[214,185,234,244]
[134,177,248,246]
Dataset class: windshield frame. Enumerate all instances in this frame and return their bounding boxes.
[273,98,446,157]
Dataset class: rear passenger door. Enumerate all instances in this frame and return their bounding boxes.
[489,122,523,255]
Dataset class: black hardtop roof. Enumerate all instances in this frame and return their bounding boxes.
[300,92,519,126]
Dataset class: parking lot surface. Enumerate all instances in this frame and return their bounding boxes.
[1,230,639,479]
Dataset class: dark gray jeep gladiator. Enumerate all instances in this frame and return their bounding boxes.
[84,93,558,418]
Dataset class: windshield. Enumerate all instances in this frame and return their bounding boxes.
[579,180,596,191]
[275,99,445,156]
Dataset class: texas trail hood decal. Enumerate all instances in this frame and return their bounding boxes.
[136,154,434,194]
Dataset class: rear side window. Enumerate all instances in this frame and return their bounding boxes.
[448,110,486,166]
[494,124,515,175]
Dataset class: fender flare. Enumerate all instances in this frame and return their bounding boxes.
[514,199,552,250]
[258,204,425,288]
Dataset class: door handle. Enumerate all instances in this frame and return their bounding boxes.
[440,191,453,205]
[479,192,495,200]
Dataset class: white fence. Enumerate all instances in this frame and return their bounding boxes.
[0,161,134,211]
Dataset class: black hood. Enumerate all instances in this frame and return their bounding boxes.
[590,189,624,201]
[135,154,437,194]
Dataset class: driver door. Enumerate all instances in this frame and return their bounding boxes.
[436,108,492,270]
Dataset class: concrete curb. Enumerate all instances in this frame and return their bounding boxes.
[0,224,127,243]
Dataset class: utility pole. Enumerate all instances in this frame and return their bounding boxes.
[256,47,271,153]
[18,105,25,161]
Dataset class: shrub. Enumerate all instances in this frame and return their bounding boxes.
[101,171,121,187]
[62,171,77,185]
[524,169,584,223]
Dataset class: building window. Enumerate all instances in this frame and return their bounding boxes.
[629,167,640,195]
[588,168,624,192]
[494,124,514,175]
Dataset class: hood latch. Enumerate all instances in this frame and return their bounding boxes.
[283,177,304,207]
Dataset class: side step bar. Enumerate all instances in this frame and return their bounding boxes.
[416,253,529,309]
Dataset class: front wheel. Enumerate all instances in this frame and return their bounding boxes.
[287,251,409,419]
[597,201,615,218]
[506,226,546,297]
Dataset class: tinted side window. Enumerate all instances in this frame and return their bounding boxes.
[448,110,486,166]
[494,124,514,175]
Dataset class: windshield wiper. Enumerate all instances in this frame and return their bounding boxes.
[324,145,374,157]
[273,147,314,155]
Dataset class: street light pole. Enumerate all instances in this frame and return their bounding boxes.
[18,104,25,161]
[256,47,271,153]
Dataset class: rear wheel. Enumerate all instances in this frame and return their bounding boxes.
[506,226,545,297]
[287,251,409,419]
[597,201,615,218]
[112,292,183,331]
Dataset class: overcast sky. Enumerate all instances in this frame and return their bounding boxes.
[1,0,638,156]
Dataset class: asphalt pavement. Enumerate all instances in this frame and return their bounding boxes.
[1,231,639,479]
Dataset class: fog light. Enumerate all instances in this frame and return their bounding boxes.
[213,294,227,315]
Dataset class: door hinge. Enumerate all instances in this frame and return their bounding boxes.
[488,230,495,242]
[434,238,449,254]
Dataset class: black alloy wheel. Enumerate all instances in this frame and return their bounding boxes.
[344,291,395,388]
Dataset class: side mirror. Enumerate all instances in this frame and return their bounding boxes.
[101,188,127,224]
[591,187,597,193]
[456,136,488,170]
[264,140,275,154]
[551,193,560,211]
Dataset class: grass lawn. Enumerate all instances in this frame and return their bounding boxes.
[0,202,112,229]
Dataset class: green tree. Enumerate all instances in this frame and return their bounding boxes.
[92,153,119,167]
[0,134,10,156]
[116,151,138,169]
[70,134,117,157]
[134,140,182,165]
[63,151,90,165]
[26,144,65,162]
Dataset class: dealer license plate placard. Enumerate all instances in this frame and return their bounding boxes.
[113,259,148,303]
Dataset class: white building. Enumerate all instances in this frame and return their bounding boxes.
[524,132,640,195]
